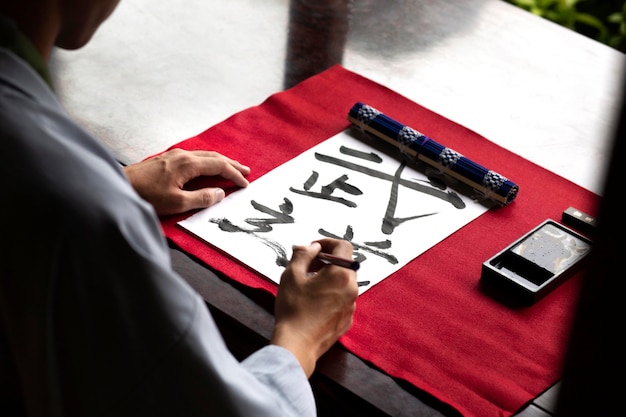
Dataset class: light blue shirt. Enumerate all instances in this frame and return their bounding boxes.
[0,23,315,416]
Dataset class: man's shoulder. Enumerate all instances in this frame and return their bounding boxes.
[0,47,58,109]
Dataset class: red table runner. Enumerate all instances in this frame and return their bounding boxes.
[159,65,599,417]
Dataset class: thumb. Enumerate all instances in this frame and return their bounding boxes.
[289,242,322,274]
[187,187,225,210]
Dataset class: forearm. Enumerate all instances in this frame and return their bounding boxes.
[270,325,320,378]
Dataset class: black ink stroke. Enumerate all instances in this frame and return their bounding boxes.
[303,171,319,190]
[210,217,290,268]
[319,226,399,265]
[339,145,383,163]
[290,172,362,207]
[315,152,465,209]
[244,199,294,232]
[382,160,437,235]
[209,198,295,267]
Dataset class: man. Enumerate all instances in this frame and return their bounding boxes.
[0,1,359,416]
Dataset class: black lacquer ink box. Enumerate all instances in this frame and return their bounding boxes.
[481,219,593,304]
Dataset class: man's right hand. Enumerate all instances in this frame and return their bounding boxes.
[270,238,359,378]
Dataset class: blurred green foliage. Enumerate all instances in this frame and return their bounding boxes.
[504,0,626,52]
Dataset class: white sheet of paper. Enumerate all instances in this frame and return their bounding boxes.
[178,129,490,294]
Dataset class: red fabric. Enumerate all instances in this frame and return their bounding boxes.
[160,65,599,417]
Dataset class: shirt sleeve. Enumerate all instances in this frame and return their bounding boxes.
[242,345,316,416]
[101,283,317,417]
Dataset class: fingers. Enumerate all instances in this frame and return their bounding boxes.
[282,239,357,290]
[176,150,250,211]
[126,148,251,216]
[180,188,226,212]
[272,239,358,377]
[181,150,250,188]
[315,237,354,259]
[288,242,322,277]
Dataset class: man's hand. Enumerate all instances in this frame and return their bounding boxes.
[271,239,359,378]
[124,149,250,215]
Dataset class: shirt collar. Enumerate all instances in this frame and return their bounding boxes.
[0,14,52,88]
